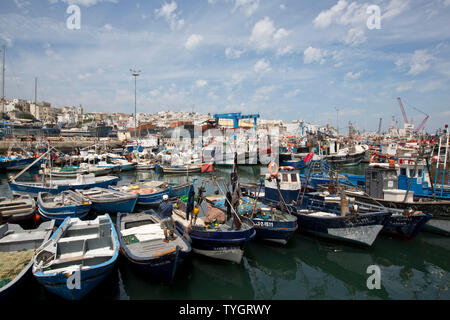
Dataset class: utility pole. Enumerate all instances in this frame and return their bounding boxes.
[130,69,141,139]
[335,107,339,135]
[1,45,5,139]
[34,77,37,119]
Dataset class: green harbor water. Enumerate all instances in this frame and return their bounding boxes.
[1,164,449,300]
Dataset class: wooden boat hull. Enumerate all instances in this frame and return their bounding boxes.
[175,220,255,264]
[252,219,298,245]
[137,188,172,206]
[0,220,55,299]
[91,198,137,213]
[168,183,190,198]
[9,176,119,196]
[37,192,92,225]
[304,194,434,239]
[160,165,202,174]
[32,215,120,300]
[293,211,391,247]
[117,212,191,284]
[0,196,36,224]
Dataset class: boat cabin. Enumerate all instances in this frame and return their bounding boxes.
[264,167,301,204]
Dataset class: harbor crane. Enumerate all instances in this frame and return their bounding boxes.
[413,107,430,132]
[397,97,409,124]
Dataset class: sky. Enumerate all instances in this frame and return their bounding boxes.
[0,0,450,133]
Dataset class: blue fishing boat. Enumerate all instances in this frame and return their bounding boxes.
[9,174,119,197]
[0,220,54,299]
[117,211,191,284]
[303,193,433,239]
[77,187,138,213]
[37,190,92,225]
[168,182,190,198]
[32,214,120,300]
[0,156,42,171]
[205,194,298,245]
[113,181,171,206]
[171,200,255,263]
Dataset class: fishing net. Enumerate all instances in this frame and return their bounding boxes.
[0,250,34,288]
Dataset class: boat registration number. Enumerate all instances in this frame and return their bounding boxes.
[255,221,274,228]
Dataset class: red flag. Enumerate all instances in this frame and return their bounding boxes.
[201,163,214,173]
[304,151,313,164]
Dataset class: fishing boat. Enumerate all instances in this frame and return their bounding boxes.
[168,182,190,198]
[0,220,55,299]
[112,181,172,206]
[37,190,92,224]
[304,192,432,239]
[50,163,114,178]
[32,214,119,300]
[9,174,119,197]
[205,194,298,245]
[0,195,36,224]
[292,206,391,246]
[77,188,138,213]
[159,164,203,174]
[117,211,191,284]
[0,155,42,171]
[172,199,255,264]
[136,161,155,171]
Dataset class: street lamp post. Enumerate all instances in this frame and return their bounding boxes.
[130,69,141,139]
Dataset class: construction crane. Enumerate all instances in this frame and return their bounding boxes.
[413,107,430,132]
[397,97,409,124]
[378,118,382,134]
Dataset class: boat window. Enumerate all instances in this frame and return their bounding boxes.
[400,168,407,176]
[291,174,298,182]
[282,174,289,182]
[409,169,415,177]
[417,169,423,178]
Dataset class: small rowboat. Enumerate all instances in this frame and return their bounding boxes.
[0,220,55,299]
[9,174,119,197]
[77,187,138,213]
[117,211,191,284]
[159,164,203,174]
[112,181,171,206]
[37,190,92,225]
[32,214,119,300]
[0,195,36,224]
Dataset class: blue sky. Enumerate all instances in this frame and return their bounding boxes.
[1,0,449,132]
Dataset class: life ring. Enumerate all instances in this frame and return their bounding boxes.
[268,162,279,177]
[369,154,376,164]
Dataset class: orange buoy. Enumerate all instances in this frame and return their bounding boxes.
[34,214,41,222]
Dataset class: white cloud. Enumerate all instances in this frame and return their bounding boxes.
[49,0,118,7]
[284,89,300,99]
[155,1,185,31]
[185,34,203,50]
[104,24,112,31]
[303,46,327,64]
[313,0,348,29]
[195,79,208,88]
[249,17,291,51]
[233,0,260,16]
[254,85,276,101]
[225,47,245,59]
[280,4,286,10]
[344,71,362,80]
[254,59,272,74]
[407,50,432,76]
[276,46,293,56]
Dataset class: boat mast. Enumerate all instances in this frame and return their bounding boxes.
[440,127,449,196]
[434,136,442,193]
